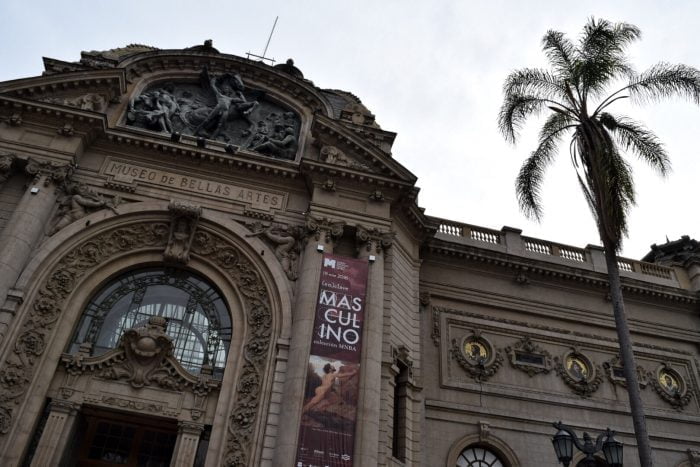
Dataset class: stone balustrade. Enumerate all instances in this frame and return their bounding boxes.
[433,218,680,287]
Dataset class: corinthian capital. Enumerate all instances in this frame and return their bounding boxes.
[305,215,345,244]
[355,225,394,254]
[25,158,74,187]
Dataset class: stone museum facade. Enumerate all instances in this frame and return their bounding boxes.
[0,42,698,466]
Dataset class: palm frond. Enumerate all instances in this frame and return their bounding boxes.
[542,30,577,78]
[497,94,549,143]
[599,113,670,175]
[516,113,574,220]
[577,18,640,97]
[626,63,700,105]
[503,68,568,101]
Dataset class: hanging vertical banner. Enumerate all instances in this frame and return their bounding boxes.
[295,253,369,467]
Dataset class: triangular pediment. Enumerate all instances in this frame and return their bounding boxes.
[307,115,416,185]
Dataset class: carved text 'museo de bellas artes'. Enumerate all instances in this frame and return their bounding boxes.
[103,159,286,211]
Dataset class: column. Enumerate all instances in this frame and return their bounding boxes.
[31,400,80,467]
[273,216,344,465]
[0,158,72,346]
[171,421,204,467]
[354,226,392,466]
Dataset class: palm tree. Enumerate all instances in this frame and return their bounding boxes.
[498,18,700,466]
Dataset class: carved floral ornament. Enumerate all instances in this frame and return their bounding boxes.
[0,220,275,467]
[451,330,503,382]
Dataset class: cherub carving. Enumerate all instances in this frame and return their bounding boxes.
[49,182,120,235]
[247,222,304,280]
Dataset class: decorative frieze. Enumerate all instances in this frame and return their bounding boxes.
[126,67,300,160]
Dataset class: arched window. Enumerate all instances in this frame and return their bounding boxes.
[69,268,232,379]
[456,446,505,467]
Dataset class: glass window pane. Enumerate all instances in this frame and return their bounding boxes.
[70,268,231,378]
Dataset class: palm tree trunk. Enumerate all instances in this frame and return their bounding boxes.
[602,240,653,466]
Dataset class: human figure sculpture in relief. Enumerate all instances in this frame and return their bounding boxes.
[49,182,120,235]
[128,88,180,133]
[247,223,302,280]
[194,67,258,140]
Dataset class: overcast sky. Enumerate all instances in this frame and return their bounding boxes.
[1,0,698,258]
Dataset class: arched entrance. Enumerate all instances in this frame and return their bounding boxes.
[0,204,293,466]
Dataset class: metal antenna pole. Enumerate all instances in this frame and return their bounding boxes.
[262,16,279,58]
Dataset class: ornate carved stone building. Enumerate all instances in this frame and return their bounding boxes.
[0,42,698,466]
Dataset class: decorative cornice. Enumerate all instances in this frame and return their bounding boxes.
[102,130,300,180]
[0,69,126,97]
[425,238,699,304]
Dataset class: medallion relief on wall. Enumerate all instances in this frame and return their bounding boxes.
[650,363,694,410]
[554,348,603,397]
[450,330,503,382]
[126,67,301,160]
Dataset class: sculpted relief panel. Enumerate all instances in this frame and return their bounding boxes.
[126,67,301,160]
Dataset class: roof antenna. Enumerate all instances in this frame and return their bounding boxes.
[246,16,278,65]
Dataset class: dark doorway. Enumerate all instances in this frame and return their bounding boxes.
[76,408,177,467]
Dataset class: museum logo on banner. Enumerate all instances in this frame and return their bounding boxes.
[295,254,369,467]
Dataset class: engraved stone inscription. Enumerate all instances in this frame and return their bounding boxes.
[103,159,286,212]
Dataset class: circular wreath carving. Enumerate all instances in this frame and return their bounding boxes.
[650,363,693,410]
[451,330,503,382]
[555,348,602,397]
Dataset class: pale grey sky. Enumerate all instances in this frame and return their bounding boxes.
[1,0,698,258]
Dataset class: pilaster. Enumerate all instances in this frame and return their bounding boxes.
[273,215,344,465]
[171,421,204,467]
[354,225,393,467]
[0,158,72,346]
[30,400,80,467]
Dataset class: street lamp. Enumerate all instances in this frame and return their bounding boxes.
[552,422,623,467]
